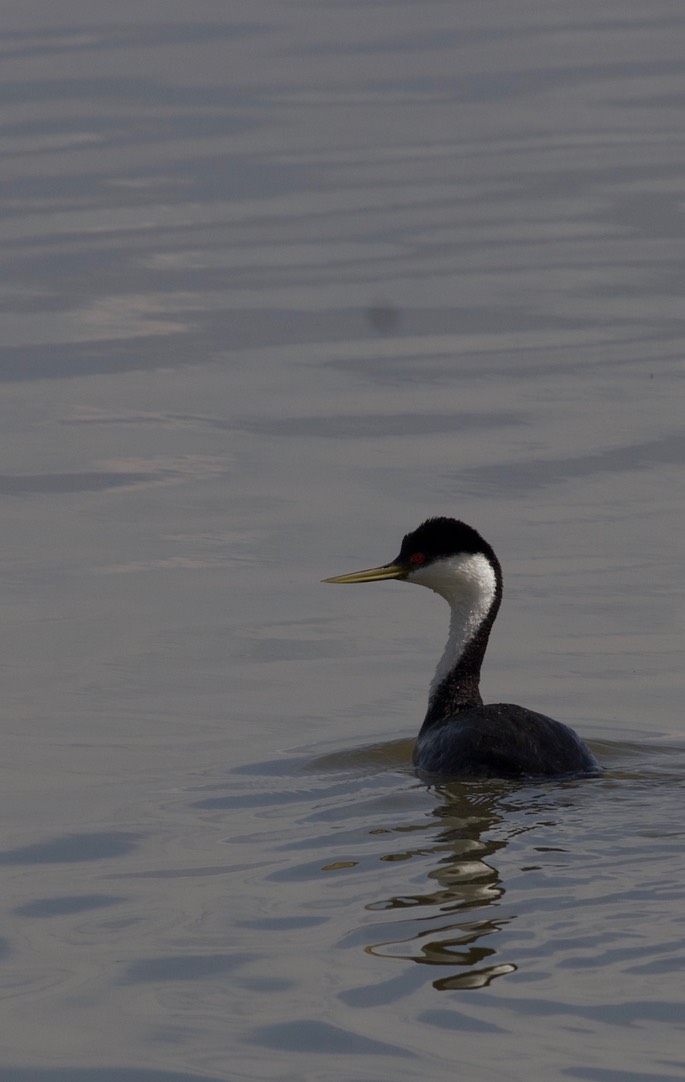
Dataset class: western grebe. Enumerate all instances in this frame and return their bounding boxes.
[323,517,601,779]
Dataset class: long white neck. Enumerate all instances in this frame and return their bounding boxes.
[407,553,498,699]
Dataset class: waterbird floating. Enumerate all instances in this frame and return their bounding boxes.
[324,517,601,779]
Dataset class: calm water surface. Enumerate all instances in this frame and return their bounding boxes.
[1,2,684,1080]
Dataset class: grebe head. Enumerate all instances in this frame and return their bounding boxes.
[324,517,501,601]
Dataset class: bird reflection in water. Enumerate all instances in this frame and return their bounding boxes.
[359,782,527,990]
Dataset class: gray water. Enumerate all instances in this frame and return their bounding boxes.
[1,2,685,1079]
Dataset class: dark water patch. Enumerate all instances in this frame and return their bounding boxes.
[453,430,685,496]
[419,1005,506,1033]
[121,953,253,984]
[0,1071,227,1082]
[508,993,685,1026]
[251,1019,409,1056]
[567,1067,685,1081]
[0,471,159,496]
[338,966,433,1008]
[0,341,194,382]
[305,738,416,774]
[13,893,126,917]
[190,749,375,810]
[0,832,142,865]
[229,754,313,777]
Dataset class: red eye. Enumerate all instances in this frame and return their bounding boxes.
[410,552,425,565]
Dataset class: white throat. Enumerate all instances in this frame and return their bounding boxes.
[407,552,498,696]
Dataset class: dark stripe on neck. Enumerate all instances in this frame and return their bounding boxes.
[418,577,502,734]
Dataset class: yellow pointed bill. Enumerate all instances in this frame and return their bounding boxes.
[323,562,406,584]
